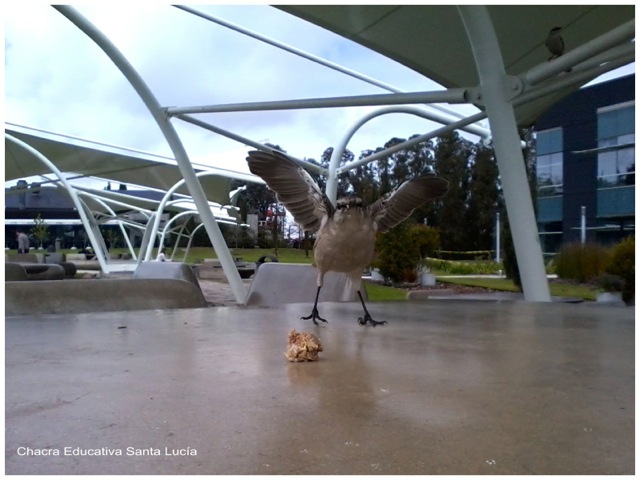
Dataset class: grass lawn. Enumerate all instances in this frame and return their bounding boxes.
[77,247,316,265]
[437,276,598,301]
[68,247,598,301]
[363,280,408,301]
[367,277,597,302]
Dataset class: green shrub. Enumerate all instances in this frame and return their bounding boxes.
[412,224,441,260]
[605,236,635,304]
[595,273,624,292]
[555,242,610,283]
[373,223,441,283]
[425,258,502,275]
[435,250,494,261]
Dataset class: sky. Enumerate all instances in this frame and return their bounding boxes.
[4,3,635,186]
[5,3,474,179]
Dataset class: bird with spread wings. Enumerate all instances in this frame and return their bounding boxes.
[246,149,449,326]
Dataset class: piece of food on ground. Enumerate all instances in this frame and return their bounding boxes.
[285,329,323,362]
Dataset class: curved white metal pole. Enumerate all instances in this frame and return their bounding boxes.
[327,107,489,203]
[524,19,634,87]
[183,223,206,263]
[159,210,197,251]
[58,186,154,260]
[158,203,238,259]
[326,105,490,203]
[75,192,138,260]
[75,198,111,264]
[174,5,474,124]
[516,54,634,109]
[170,221,190,261]
[458,5,550,302]
[53,6,247,303]
[6,133,110,274]
[167,88,469,116]
[137,213,158,265]
[175,114,327,175]
[143,170,239,261]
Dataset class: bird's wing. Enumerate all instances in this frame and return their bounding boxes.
[368,175,449,233]
[246,150,332,232]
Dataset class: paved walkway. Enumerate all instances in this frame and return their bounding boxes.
[6,301,634,475]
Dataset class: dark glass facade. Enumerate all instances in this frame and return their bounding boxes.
[534,74,635,255]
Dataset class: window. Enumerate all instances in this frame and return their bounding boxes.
[536,128,563,196]
[597,102,635,187]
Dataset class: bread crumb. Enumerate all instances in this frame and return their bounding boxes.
[285,329,323,362]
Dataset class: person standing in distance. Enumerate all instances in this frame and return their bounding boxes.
[16,229,30,253]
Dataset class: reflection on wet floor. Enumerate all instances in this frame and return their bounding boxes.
[5,301,634,475]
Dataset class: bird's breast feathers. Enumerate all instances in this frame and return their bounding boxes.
[314,210,376,273]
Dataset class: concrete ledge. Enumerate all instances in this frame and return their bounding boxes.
[194,262,255,280]
[65,253,87,262]
[6,253,38,263]
[406,289,456,301]
[5,262,65,281]
[244,263,365,306]
[71,260,101,270]
[134,261,201,290]
[22,263,65,281]
[5,278,208,316]
[5,263,28,281]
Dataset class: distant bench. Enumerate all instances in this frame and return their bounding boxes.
[5,253,72,280]
[194,257,255,279]
[6,262,208,316]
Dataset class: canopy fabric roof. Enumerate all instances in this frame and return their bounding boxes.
[279,5,634,125]
[5,123,262,207]
[72,185,238,221]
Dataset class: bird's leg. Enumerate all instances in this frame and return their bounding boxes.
[356,290,387,327]
[300,286,328,325]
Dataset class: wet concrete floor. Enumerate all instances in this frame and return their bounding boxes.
[5,300,634,475]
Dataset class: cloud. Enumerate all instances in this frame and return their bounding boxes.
[6,3,470,165]
[6,3,633,181]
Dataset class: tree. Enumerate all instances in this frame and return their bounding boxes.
[373,222,441,283]
[318,147,353,199]
[31,213,49,249]
[104,228,121,249]
[466,143,502,251]
[404,135,437,224]
[373,221,418,283]
[432,132,473,250]
[347,153,379,206]
[232,143,286,222]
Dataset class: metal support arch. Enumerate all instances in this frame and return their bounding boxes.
[458,5,551,302]
[6,133,111,274]
[523,19,634,87]
[169,218,191,261]
[174,114,326,176]
[160,210,238,260]
[53,6,247,304]
[326,109,490,204]
[173,5,476,124]
[74,191,138,261]
[159,207,242,261]
[326,105,490,203]
[182,222,207,263]
[142,169,245,263]
[157,210,200,253]
[166,88,469,117]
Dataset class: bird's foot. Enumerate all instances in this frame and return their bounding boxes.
[301,307,328,326]
[358,313,387,327]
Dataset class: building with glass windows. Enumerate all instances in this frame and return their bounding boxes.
[534,74,634,255]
